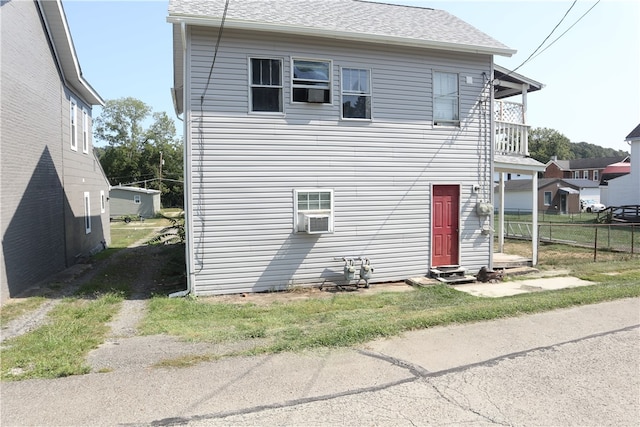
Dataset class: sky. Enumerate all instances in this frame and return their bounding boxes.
[62,0,640,151]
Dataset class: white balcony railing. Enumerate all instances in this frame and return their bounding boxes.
[495,100,529,157]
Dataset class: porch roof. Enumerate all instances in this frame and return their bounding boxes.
[494,154,546,175]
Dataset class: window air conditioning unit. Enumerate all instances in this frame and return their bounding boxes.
[307,89,326,103]
[304,214,330,234]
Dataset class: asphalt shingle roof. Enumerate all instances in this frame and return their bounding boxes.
[168,0,513,55]
[626,124,640,141]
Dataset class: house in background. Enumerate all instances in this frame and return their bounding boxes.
[494,178,597,215]
[1,0,109,302]
[545,156,628,184]
[601,124,640,207]
[168,0,538,296]
[109,186,161,220]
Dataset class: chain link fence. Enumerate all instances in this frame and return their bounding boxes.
[502,220,639,261]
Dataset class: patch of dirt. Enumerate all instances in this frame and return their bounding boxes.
[205,281,414,306]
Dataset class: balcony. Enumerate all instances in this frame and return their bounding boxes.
[495,100,529,157]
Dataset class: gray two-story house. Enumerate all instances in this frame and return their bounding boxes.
[1,0,110,302]
[168,0,541,296]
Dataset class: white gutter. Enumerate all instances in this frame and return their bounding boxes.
[167,15,516,57]
[171,22,194,298]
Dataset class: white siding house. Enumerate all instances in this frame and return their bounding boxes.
[169,0,522,296]
[602,124,640,207]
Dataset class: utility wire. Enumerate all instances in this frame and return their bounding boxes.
[201,0,230,102]
[529,0,601,62]
[510,0,578,75]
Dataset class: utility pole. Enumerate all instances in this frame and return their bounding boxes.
[159,151,164,195]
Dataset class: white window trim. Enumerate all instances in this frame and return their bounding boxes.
[82,108,89,153]
[133,195,141,204]
[100,190,106,213]
[544,191,552,206]
[583,170,589,179]
[594,170,599,181]
[433,70,460,127]
[84,192,91,234]
[248,57,285,115]
[574,171,580,179]
[291,57,333,105]
[70,98,78,151]
[293,188,334,233]
[340,67,372,121]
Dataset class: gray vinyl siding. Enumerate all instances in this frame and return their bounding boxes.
[109,188,161,219]
[0,0,109,301]
[185,28,494,295]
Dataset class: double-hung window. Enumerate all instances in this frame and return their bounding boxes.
[544,191,552,206]
[341,68,371,120]
[250,58,283,113]
[294,189,334,234]
[84,192,91,234]
[292,59,331,104]
[70,99,78,151]
[594,170,599,182]
[433,71,459,126]
[82,109,89,153]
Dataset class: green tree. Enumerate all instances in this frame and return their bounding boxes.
[94,98,183,207]
[529,127,572,163]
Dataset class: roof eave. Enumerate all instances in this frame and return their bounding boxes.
[167,15,516,57]
[39,0,104,106]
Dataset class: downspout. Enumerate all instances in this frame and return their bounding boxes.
[170,22,194,298]
[489,64,496,270]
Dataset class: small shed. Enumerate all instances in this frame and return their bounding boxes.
[109,186,161,219]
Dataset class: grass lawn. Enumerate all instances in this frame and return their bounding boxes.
[2,237,639,380]
[1,294,122,381]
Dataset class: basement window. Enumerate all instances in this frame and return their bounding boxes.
[292,59,331,104]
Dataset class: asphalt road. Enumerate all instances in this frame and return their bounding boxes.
[2,298,639,426]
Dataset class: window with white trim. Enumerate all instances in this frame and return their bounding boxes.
[544,191,552,206]
[594,170,599,182]
[250,58,283,112]
[84,192,91,234]
[100,190,106,213]
[341,68,371,120]
[583,170,589,179]
[292,59,331,104]
[433,71,459,126]
[70,99,78,151]
[574,171,580,179]
[294,189,333,234]
[133,195,141,204]
[82,109,89,153]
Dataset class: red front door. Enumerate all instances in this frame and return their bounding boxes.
[432,185,459,266]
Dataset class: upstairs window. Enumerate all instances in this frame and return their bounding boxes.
[292,59,331,104]
[341,68,371,120]
[250,58,283,113]
[82,109,89,153]
[433,71,459,126]
[70,99,77,151]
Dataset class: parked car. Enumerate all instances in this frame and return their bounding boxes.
[581,199,606,213]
